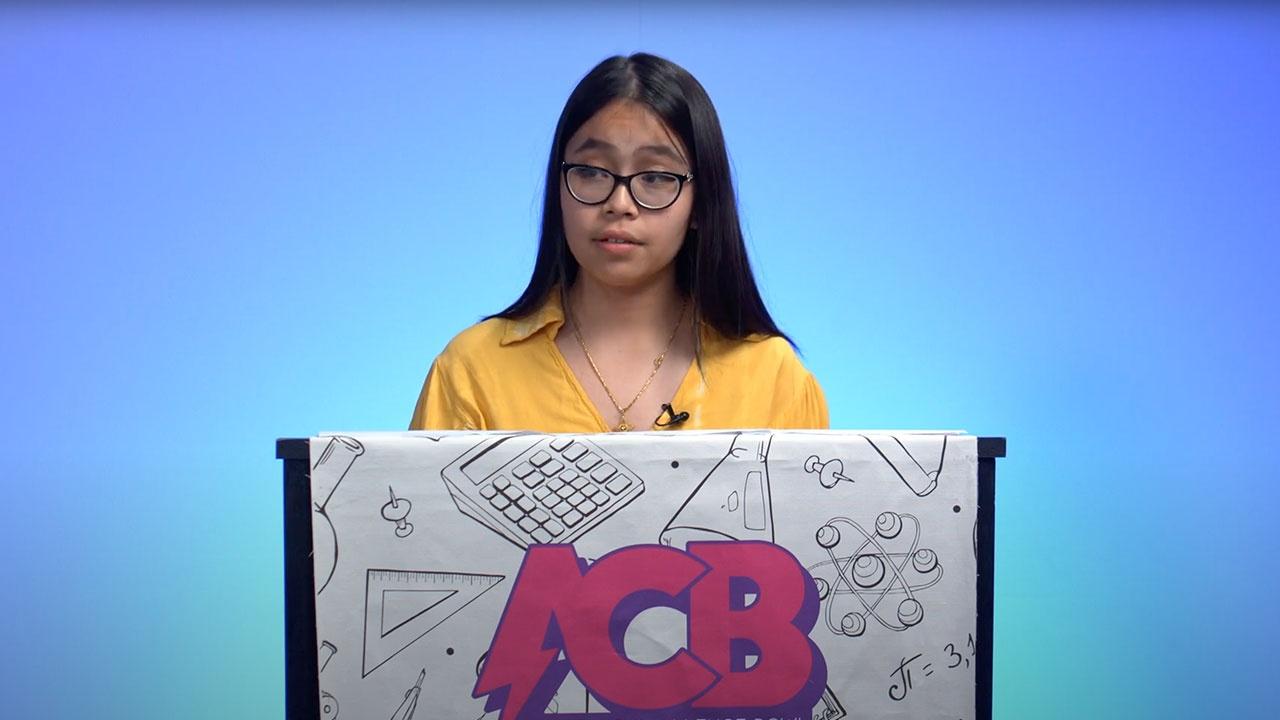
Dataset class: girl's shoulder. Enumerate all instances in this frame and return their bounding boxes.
[437,317,508,361]
[435,297,565,370]
[699,326,827,428]
[701,326,819,392]
[705,326,805,367]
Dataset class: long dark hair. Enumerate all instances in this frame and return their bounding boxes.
[489,52,792,348]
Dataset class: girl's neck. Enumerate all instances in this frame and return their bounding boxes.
[566,274,687,343]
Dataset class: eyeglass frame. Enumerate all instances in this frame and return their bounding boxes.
[560,162,694,211]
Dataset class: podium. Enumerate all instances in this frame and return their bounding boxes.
[277,431,1005,719]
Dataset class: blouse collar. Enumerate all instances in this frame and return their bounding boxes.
[498,289,566,346]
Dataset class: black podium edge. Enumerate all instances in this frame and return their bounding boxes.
[277,439,317,720]
[276,435,1005,720]
[975,436,1002,720]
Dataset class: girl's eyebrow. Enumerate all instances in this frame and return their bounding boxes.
[570,137,686,164]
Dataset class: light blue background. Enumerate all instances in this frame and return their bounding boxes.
[2,4,1277,719]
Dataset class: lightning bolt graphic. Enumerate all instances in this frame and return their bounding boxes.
[474,547,586,720]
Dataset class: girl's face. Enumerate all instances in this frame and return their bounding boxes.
[560,99,695,292]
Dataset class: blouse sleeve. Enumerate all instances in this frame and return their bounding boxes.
[408,354,486,431]
[778,370,830,429]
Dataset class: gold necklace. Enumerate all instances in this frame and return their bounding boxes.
[570,296,688,432]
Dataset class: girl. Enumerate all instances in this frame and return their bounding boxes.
[410,53,827,432]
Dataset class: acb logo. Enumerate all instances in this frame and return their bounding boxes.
[475,541,827,720]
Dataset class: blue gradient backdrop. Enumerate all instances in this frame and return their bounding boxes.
[2,5,1277,719]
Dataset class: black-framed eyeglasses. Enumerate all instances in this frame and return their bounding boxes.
[561,162,693,211]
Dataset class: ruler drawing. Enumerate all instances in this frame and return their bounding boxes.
[361,569,504,677]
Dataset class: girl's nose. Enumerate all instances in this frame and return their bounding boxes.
[603,179,639,216]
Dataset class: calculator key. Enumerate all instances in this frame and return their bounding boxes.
[576,452,601,471]
[501,484,524,500]
[552,501,574,517]
[561,442,588,461]
[568,491,587,507]
[531,528,553,544]
[570,475,589,491]
[563,509,584,527]
[543,520,565,536]
[530,508,550,524]
[583,485,603,500]
[533,486,552,502]
[518,516,539,533]
[529,450,552,467]
[503,505,524,522]
[479,485,497,499]
[493,476,511,491]
[560,471,579,484]
[511,462,537,480]
[540,459,565,476]
[579,498,598,514]
[521,473,545,489]
[590,463,617,483]
[516,496,536,512]
[490,494,511,510]
[556,485,575,499]
[547,477,565,492]
[606,475,632,494]
[549,436,572,451]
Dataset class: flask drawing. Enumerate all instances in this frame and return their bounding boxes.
[660,433,774,547]
[311,435,365,595]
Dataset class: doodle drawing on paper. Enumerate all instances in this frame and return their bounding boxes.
[660,432,774,547]
[313,435,364,596]
[864,434,948,497]
[390,668,425,720]
[381,485,415,539]
[807,512,943,637]
[814,685,848,720]
[363,569,504,677]
[319,640,337,673]
[441,434,645,549]
[805,454,854,490]
[320,690,339,720]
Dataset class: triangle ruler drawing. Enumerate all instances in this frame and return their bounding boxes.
[362,569,504,677]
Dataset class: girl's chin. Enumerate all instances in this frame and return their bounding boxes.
[574,266,677,292]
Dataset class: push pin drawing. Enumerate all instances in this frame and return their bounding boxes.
[805,455,854,489]
[381,486,414,538]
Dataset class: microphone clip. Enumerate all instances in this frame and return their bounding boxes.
[654,403,690,428]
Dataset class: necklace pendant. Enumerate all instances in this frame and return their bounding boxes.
[614,420,631,432]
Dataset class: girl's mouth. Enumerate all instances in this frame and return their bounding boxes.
[594,237,641,253]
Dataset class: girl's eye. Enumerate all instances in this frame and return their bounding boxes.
[572,167,609,183]
[639,173,677,187]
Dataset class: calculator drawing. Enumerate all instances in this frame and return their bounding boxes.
[441,434,646,548]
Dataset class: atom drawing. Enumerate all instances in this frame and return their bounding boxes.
[806,512,943,637]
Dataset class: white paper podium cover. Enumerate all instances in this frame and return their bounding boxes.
[308,430,979,720]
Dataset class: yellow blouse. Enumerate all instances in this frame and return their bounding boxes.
[409,290,829,432]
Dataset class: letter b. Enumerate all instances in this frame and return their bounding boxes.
[687,541,824,709]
